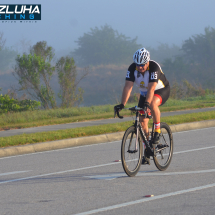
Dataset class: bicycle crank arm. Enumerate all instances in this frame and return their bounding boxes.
[156,145,169,153]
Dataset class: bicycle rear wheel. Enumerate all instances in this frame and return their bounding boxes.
[153,122,173,171]
[121,126,143,177]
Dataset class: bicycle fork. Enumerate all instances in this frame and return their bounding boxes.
[127,114,141,153]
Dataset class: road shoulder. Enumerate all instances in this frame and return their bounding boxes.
[0,119,215,158]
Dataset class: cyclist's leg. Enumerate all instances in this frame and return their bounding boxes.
[151,86,170,144]
[138,95,150,165]
[140,117,149,136]
[150,96,161,123]
[138,95,149,137]
[150,96,161,145]
[155,85,170,107]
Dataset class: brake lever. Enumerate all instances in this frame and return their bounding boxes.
[114,109,123,119]
[117,111,124,119]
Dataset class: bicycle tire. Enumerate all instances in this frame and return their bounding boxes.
[153,122,173,171]
[121,125,143,177]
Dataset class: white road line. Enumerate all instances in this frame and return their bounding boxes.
[172,126,215,134]
[174,145,215,154]
[85,169,215,180]
[0,145,215,185]
[0,162,120,185]
[74,182,215,215]
[0,170,30,177]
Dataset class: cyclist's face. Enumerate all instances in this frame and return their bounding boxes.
[136,62,149,73]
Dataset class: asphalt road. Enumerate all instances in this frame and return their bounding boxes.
[0,107,215,138]
[1,126,215,215]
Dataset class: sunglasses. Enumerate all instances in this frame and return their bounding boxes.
[136,63,146,68]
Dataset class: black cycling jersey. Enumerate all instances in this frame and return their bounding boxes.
[125,60,169,97]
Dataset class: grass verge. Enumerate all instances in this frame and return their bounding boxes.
[1,95,215,130]
[1,110,215,148]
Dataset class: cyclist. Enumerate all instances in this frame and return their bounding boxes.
[114,47,170,165]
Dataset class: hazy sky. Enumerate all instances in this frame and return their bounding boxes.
[1,0,215,54]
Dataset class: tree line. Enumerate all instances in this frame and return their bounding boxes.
[0,34,88,110]
[0,25,215,110]
[14,41,88,109]
[162,26,215,88]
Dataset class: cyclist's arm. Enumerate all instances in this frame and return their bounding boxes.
[121,80,134,106]
[146,82,157,104]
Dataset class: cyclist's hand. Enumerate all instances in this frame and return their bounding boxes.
[142,102,152,118]
[114,104,124,119]
[142,102,151,111]
[114,103,124,112]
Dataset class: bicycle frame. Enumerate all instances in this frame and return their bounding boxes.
[134,111,154,153]
[119,106,173,175]
[115,106,154,153]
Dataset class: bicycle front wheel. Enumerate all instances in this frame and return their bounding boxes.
[121,126,143,177]
[153,122,173,171]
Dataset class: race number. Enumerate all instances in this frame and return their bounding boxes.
[126,71,130,78]
[151,72,157,79]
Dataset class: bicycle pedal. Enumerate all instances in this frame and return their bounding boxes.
[127,150,138,153]
[156,144,168,152]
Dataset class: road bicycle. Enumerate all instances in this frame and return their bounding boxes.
[115,106,173,177]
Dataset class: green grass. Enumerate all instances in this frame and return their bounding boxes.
[160,94,215,111]
[1,94,215,148]
[1,94,215,130]
[1,110,215,148]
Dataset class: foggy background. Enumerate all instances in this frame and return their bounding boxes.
[2,0,215,53]
[0,0,215,107]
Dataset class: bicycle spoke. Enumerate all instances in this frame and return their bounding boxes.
[121,126,143,177]
[153,122,173,171]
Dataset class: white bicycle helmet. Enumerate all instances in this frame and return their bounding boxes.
[133,48,150,64]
